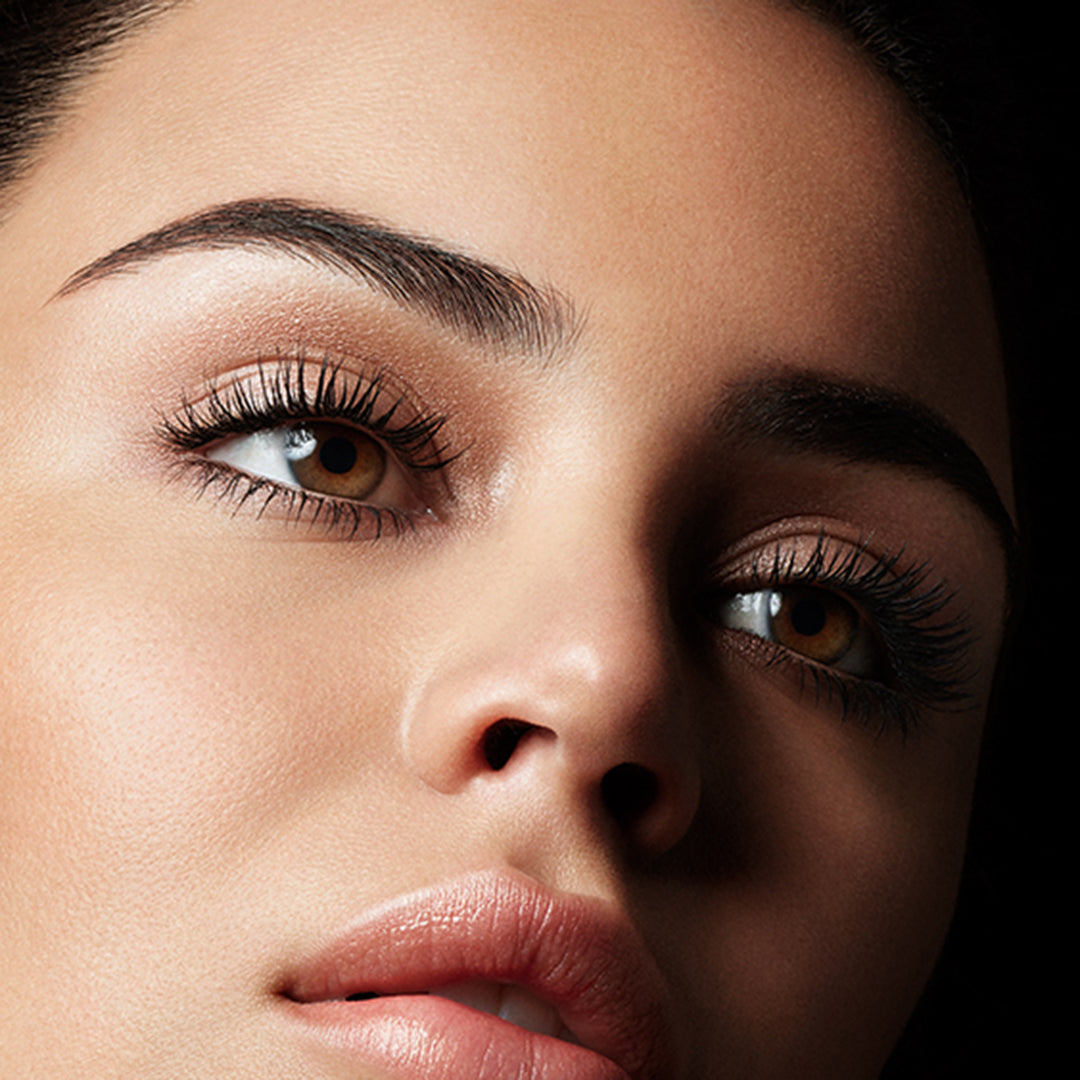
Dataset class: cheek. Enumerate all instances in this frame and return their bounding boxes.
[639,680,982,1078]
[0,541,410,846]
[0,524,410,1040]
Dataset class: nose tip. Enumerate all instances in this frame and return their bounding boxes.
[403,586,701,859]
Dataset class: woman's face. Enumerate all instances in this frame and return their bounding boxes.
[0,0,1011,1076]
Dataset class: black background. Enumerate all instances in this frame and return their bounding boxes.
[882,3,1069,1074]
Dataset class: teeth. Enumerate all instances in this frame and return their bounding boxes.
[430,981,573,1041]
[434,979,502,1015]
[497,983,562,1037]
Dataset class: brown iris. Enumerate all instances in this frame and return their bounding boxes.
[770,588,859,665]
[283,422,386,499]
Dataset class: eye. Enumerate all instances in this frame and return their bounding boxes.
[206,421,415,507]
[709,586,880,676]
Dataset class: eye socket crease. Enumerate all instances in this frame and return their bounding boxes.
[714,371,1019,596]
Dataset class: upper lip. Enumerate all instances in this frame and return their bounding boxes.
[281,869,677,1079]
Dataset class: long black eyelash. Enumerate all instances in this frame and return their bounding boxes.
[157,353,456,539]
[742,533,973,734]
[160,352,452,467]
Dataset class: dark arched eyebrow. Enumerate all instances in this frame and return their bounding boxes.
[54,197,577,355]
[718,371,1019,580]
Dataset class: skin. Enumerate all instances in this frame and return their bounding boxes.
[0,0,1012,1076]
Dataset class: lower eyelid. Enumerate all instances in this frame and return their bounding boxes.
[169,455,424,541]
[715,628,920,732]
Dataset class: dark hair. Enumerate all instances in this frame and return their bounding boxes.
[0,0,177,197]
[0,1,1062,1075]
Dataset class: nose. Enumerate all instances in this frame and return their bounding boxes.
[403,529,701,859]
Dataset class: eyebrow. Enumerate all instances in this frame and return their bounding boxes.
[55,197,576,355]
[720,371,1019,573]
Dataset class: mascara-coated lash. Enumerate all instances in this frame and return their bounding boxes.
[160,353,452,464]
[710,533,973,734]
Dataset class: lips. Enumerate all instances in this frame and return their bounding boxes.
[279,870,677,1080]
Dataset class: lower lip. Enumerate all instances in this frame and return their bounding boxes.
[283,995,631,1080]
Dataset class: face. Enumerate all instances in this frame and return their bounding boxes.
[0,0,1012,1076]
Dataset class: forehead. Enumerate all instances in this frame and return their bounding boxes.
[3,0,1007,490]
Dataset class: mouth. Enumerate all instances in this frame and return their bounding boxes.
[278,870,675,1080]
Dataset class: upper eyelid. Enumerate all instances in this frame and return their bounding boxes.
[157,354,456,467]
[713,534,963,643]
[713,531,922,596]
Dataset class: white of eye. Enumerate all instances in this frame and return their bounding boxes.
[204,421,428,510]
[718,590,783,631]
[206,428,300,486]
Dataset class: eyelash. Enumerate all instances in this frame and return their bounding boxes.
[708,534,972,734]
[157,353,456,539]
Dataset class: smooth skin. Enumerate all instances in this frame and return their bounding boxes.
[0,0,1010,1076]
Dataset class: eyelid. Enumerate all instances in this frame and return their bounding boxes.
[161,354,452,464]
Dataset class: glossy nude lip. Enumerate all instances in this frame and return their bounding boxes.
[278,870,678,1080]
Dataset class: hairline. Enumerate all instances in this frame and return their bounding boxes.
[0,0,186,220]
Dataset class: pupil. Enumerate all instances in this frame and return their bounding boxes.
[790,596,827,637]
[319,436,358,475]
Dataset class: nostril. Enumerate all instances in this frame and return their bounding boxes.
[600,762,660,827]
[481,719,536,771]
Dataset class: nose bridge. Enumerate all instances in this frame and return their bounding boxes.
[499,519,672,691]
[422,519,675,748]
[403,509,701,857]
